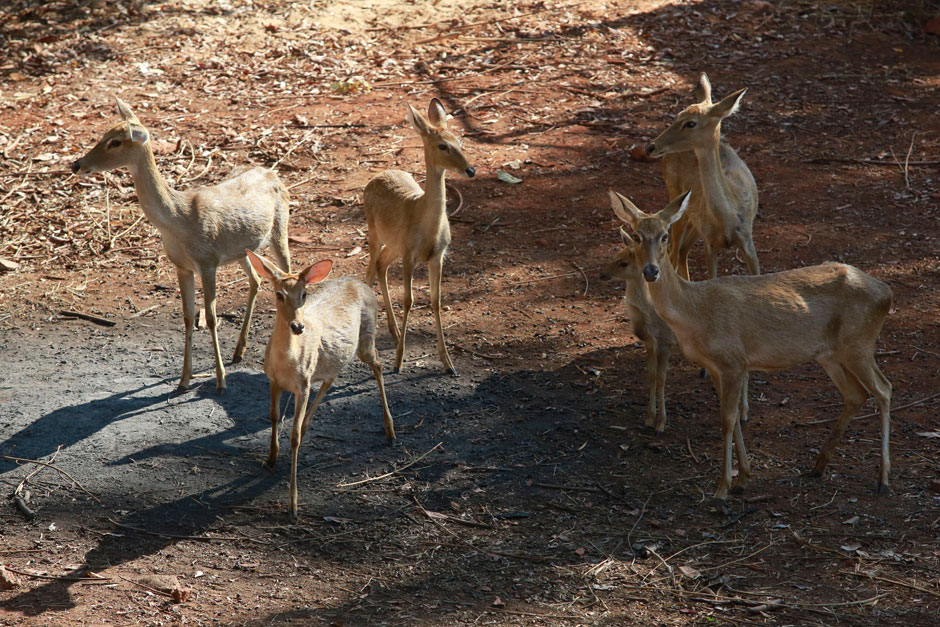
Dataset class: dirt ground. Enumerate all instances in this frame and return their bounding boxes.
[1,0,939,625]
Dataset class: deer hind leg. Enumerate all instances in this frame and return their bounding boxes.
[429,252,456,376]
[269,208,292,274]
[811,356,868,480]
[740,235,760,275]
[357,337,396,442]
[266,381,282,468]
[375,250,400,342]
[393,258,415,373]
[844,355,892,491]
[738,373,750,424]
[288,379,332,519]
[176,267,197,392]
[672,220,698,281]
[732,409,750,492]
[200,268,227,394]
[713,370,746,500]
[232,256,260,364]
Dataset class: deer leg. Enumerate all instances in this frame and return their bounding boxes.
[200,269,227,394]
[232,256,260,364]
[741,236,760,275]
[269,211,292,274]
[731,411,750,492]
[811,357,867,480]
[266,382,282,468]
[358,341,396,442]
[288,386,310,519]
[376,255,399,342]
[176,267,197,392]
[702,236,719,280]
[714,371,745,500]
[300,379,333,437]
[393,258,415,373]
[843,355,893,491]
[738,373,750,423]
[643,340,660,431]
[429,252,456,376]
[654,339,670,433]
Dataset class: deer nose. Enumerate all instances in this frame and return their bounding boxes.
[70,160,81,174]
[465,166,476,178]
[642,264,660,282]
[290,321,305,335]
[645,143,656,156]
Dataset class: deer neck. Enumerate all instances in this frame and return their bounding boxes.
[125,145,182,232]
[694,126,737,221]
[421,158,448,226]
[645,256,698,335]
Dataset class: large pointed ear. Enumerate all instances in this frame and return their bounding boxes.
[427,98,447,128]
[246,249,282,282]
[695,72,712,104]
[609,190,645,231]
[115,97,139,122]
[619,226,633,246]
[659,191,692,228]
[406,103,431,135]
[708,88,746,120]
[300,259,333,285]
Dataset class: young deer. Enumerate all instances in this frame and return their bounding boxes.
[246,250,396,519]
[600,218,676,433]
[648,73,760,280]
[364,98,475,376]
[612,191,892,500]
[71,98,291,393]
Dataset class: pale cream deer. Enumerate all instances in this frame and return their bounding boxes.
[246,250,396,519]
[600,217,676,433]
[648,73,760,280]
[71,98,290,393]
[612,190,892,500]
[364,98,476,376]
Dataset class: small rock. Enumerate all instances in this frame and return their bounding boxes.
[0,565,21,590]
[0,258,18,272]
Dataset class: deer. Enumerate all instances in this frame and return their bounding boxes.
[611,190,893,500]
[600,226,677,433]
[71,98,291,394]
[246,250,396,519]
[648,73,760,281]
[364,98,475,376]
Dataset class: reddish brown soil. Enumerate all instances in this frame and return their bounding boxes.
[1,1,938,625]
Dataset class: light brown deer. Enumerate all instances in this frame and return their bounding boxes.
[648,73,760,280]
[364,98,475,376]
[246,250,396,519]
[71,98,290,393]
[612,190,892,500]
[600,210,676,433]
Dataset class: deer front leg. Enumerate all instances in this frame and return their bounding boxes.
[429,252,456,376]
[714,371,745,500]
[644,341,660,431]
[200,268,227,393]
[393,258,415,373]
[653,340,670,433]
[233,256,261,364]
[288,387,310,520]
[376,257,400,342]
[176,267,197,393]
[266,381,282,468]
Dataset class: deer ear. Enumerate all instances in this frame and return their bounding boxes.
[128,123,149,145]
[695,72,712,104]
[301,259,333,285]
[619,226,632,246]
[246,249,281,282]
[114,97,139,122]
[428,98,447,128]
[708,88,746,119]
[660,191,692,228]
[406,104,430,135]
[609,190,644,230]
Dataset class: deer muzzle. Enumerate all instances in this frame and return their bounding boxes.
[465,166,476,178]
[642,264,660,282]
[290,321,305,335]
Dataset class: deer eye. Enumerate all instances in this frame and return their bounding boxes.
[276,291,285,302]
[661,233,669,242]
[300,291,307,303]
[438,143,449,151]
[683,121,697,129]
[108,139,122,149]
[619,261,629,268]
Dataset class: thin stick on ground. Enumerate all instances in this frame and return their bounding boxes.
[797,391,940,426]
[2,452,100,503]
[336,441,443,488]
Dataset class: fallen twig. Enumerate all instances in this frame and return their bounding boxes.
[336,441,442,488]
[2,452,100,503]
[2,566,109,583]
[842,570,940,598]
[58,309,116,327]
[569,260,589,296]
[796,391,940,426]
